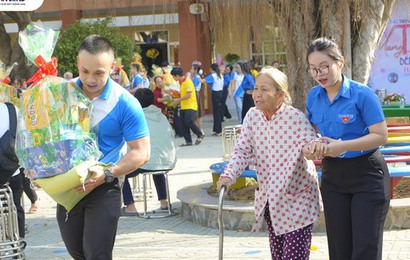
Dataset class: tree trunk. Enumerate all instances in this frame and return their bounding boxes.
[0,12,35,80]
[274,0,317,111]
[0,14,12,65]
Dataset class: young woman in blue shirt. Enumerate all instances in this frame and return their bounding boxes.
[201,63,224,135]
[221,64,233,120]
[191,63,204,134]
[240,62,255,121]
[304,37,389,260]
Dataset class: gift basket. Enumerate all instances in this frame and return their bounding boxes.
[159,65,180,106]
[16,22,104,211]
[0,61,19,106]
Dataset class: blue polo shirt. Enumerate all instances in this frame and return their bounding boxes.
[76,77,149,164]
[192,74,202,92]
[306,76,384,158]
[223,73,233,88]
[131,74,143,90]
[240,73,255,91]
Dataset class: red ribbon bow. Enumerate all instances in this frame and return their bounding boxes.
[0,76,10,84]
[27,55,58,85]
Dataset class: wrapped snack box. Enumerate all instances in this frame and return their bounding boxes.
[16,22,103,211]
[18,76,98,179]
[16,23,101,179]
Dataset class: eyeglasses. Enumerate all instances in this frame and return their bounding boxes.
[306,60,339,77]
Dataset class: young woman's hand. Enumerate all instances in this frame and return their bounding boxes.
[304,139,328,160]
[321,137,347,157]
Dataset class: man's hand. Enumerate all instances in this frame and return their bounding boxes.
[173,98,180,106]
[74,165,106,194]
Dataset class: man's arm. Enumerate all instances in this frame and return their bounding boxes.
[110,136,151,176]
[129,76,143,94]
[74,136,150,193]
[129,84,142,94]
[172,92,192,106]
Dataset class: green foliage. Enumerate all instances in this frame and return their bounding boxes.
[53,18,138,76]
[224,53,240,64]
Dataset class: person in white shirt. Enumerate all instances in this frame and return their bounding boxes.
[200,63,224,135]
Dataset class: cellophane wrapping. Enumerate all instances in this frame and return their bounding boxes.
[0,61,19,106]
[16,22,103,211]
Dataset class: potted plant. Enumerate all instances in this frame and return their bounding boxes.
[383,93,405,105]
[224,53,240,64]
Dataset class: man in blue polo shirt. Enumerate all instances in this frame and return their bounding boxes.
[129,63,143,95]
[56,35,150,260]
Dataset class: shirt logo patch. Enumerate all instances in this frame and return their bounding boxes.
[339,114,354,124]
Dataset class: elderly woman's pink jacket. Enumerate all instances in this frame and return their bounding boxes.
[221,105,322,235]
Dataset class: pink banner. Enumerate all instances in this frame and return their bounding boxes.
[369,0,410,100]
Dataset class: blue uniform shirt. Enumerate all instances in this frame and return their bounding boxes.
[131,74,143,90]
[192,74,201,92]
[205,73,224,91]
[240,73,255,91]
[76,77,149,164]
[223,73,233,88]
[306,76,385,158]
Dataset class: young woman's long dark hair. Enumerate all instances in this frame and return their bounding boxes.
[210,63,222,78]
[192,64,203,79]
[239,61,250,75]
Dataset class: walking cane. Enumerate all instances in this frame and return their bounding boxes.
[218,185,226,260]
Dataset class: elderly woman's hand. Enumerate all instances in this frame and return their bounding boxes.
[217,177,233,193]
[304,139,328,160]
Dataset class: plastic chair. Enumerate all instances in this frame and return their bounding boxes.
[0,185,25,259]
[139,170,177,219]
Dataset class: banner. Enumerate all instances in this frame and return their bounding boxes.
[369,0,410,99]
[0,0,43,11]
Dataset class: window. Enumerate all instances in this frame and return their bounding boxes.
[135,30,168,43]
[249,26,287,71]
[135,30,179,66]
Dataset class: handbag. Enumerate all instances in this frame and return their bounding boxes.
[0,102,20,186]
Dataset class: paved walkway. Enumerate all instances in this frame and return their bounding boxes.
[23,111,410,259]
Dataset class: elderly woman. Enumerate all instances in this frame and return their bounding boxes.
[217,67,321,260]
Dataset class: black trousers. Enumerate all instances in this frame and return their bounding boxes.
[321,149,390,260]
[173,106,183,137]
[241,92,254,121]
[180,109,203,144]
[8,172,25,238]
[23,174,38,204]
[57,181,121,260]
[220,87,231,119]
[211,90,223,134]
[122,168,167,205]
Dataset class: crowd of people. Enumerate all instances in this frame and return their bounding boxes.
[1,34,390,260]
[104,56,270,139]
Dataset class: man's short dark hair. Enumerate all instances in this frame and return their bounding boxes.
[79,35,114,55]
[135,88,154,108]
[131,63,140,71]
[170,67,183,77]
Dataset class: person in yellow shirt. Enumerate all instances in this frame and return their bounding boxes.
[171,67,204,146]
